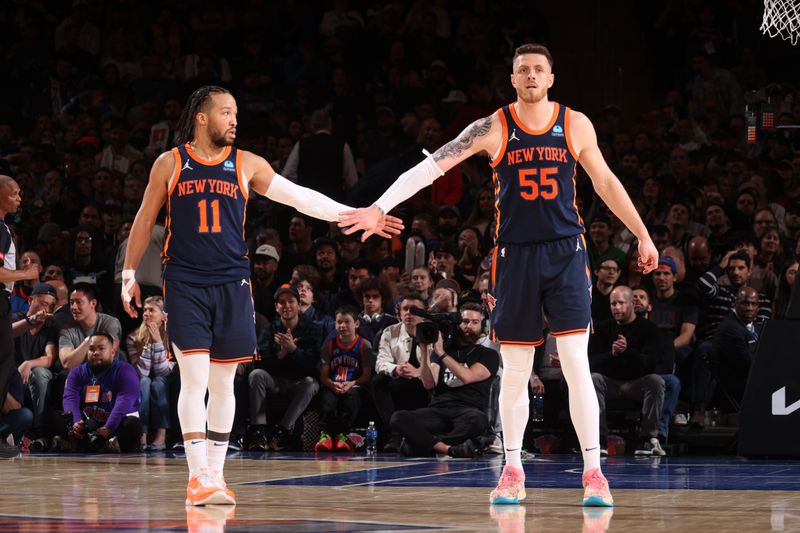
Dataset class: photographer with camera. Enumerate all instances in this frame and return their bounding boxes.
[61,332,141,452]
[390,302,499,458]
[372,293,431,452]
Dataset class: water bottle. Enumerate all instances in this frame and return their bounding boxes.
[366,421,378,455]
[530,395,544,423]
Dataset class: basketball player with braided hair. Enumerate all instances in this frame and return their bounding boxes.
[122,86,402,506]
[340,44,658,507]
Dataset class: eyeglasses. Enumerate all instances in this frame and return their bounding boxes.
[76,236,92,242]
[598,266,619,273]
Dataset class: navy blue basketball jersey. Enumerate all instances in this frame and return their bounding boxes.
[325,335,368,382]
[162,144,250,284]
[489,102,583,243]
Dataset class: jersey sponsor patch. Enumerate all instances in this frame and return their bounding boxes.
[552,124,564,137]
[223,160,235,172]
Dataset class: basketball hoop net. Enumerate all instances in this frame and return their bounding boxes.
[762,0,800,45]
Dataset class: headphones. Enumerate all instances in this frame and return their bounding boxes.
[359,313,384,324]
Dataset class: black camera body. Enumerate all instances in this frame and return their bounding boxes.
[410,307,462,346]
[83,411,107,452]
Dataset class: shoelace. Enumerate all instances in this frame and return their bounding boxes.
[208,470,227,488]
[193,471,217,489]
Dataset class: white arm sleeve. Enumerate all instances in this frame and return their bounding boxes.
[374,149,445,214]
[265,174,351,222]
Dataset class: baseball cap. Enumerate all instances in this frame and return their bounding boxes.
[312,236,338,256]
[657,257,677,274]
[255,244,280,262]
[31,283,57,298]
[442,89,467,104]
[273,283,299,301]
[590,213,611,227]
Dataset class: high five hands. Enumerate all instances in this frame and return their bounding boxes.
[338,205,404,241]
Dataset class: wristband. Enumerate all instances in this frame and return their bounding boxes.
[25,315,36,325]
[121,269,136,303]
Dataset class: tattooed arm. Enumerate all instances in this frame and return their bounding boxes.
[430,113,501,172]
[339,113,501,240]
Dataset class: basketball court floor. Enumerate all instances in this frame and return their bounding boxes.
[1,451,799,532]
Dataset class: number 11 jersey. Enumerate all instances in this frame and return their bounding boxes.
[162,143,250,284]
[490,102,584,244]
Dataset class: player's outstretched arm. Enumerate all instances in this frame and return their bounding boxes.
[245,151,403,237]
[570,111,658,273]
[338,113,500,241]
[122,151,172,317]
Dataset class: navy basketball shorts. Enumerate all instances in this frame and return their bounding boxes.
[163,278,257,364]
[489,235,592,345]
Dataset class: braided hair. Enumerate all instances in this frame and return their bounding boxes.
[174,85,230,145]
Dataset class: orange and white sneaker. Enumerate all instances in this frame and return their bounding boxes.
[210,469,236,504]
[186,505,235,533]
[489,465,526,505]
[185,468,235,506]
[582,468,613,507]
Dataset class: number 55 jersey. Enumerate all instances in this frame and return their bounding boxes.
[490,102,584,244]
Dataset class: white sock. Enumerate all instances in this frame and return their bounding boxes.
[174,344,210,476]
[498,344,534,472]
[206,362,237,475]
[184,438,208,477]
[207,439,228,473]
[555,329,601,474]
[505,448,523,471]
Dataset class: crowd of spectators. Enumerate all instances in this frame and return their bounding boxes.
[1,0,799,455]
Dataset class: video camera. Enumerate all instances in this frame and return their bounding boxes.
[409,307,462,346]
[82,409,108,453]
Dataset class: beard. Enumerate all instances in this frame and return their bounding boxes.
[517,86,547,104]
[209,125,233,147]
[90,360,112,375]
[462,329,481,344]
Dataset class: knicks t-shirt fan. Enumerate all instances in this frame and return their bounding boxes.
[490,102,583,243]
[162,144,250,284]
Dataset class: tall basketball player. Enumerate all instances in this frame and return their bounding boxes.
[121,86,402,506]
[340,44,658,507]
